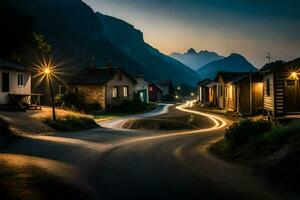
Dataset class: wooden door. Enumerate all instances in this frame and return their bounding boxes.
[285,80,300,113]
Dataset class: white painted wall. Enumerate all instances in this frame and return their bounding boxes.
[0,68,31,104]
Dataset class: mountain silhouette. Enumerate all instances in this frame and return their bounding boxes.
[2,0,198,86]
[170,49,224,70]
[196,53,257,80]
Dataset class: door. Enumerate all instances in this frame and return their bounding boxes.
[285,80,300,113]
[2,72,9,92]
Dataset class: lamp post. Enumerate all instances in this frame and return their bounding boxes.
[44,68,56,121]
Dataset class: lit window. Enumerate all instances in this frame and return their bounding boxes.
[17,74,24,86]
[112,87,118,98]
[123,86,129,97]
[149,86,153,92]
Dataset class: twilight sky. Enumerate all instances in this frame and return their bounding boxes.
[84,0,300,67]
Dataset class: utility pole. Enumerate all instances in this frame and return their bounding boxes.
[266,52,272,63]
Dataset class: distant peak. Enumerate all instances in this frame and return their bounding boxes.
[187,48,197,54]
[229,53,244,58]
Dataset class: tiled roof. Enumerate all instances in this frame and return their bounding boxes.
[69,67,136,85]
[0,59,30,72]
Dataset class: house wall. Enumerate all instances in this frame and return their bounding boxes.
[263,73,275,114]
[252,82,264,113]
[148,84,162,102]
[225,84,234,111]
[238,78,251,114]
[69,85,106,109]
[217,77,225,109]
[134,77,149,103]
[105,70,135,106]
[0,69,31,104]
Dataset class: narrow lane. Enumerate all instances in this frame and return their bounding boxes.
[0,103,292,199]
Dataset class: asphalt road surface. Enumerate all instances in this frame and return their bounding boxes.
[0,103,295,200]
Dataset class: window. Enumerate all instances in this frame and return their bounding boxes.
[112,87,118,98]
[17,74,24,86]
[266,79,270,96]
[149,86,153,92]
[123,86,129,97]
[2,73,9,92]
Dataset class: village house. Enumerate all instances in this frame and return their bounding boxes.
[153,80,174,99]
[197,79,217,105]
[68,64,136,110]
[134,75,149,103]
[261,58,300,119]
[0,59,41,110]
[148,82,163,102]
[216,72,263,115]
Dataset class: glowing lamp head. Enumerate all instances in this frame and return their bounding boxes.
[44,68,51,74]
[291,72,298,80]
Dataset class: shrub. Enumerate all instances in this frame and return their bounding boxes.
[262,120,300,143]
[107,93,155,114]
[225,119,272,146]
[44,115,98,131]
[56,92,102,112]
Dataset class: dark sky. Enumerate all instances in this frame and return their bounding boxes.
[84,0,300,67]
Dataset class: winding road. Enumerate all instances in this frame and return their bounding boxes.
[0,103,293,200]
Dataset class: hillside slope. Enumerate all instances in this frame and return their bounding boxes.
[97,13,199,85]
[4,0,198,86]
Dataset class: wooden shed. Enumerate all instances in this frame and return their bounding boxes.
[261,58,300,119]
[216,72,263,115]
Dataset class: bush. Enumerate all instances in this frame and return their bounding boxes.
[56,92,102,112]
[44,115,99,131]
[262,121,300,143]
[225,119,272,146]
[107,93,155,114]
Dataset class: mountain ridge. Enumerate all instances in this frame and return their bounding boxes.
[196,53,258,80]
[170,49,224,70]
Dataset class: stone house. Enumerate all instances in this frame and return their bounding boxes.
[69,66,136,110]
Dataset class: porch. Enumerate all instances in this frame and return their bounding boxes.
[6,93,43,111]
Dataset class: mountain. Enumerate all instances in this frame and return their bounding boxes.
[196,53,257,80]
[96,13,199,86]
[2,0,199,86]
[170,48,224,70]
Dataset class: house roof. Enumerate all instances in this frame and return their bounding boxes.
[217,72,251,82]
[68,67,136,85]
[0,59,30,72]
[149,82,163,92]
[153,80,173,87]
[217,71,263,84]
[197,79,213,86]
[260,58,300,73]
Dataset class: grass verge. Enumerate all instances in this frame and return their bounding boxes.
[44,115,99,132]
[210,119,300,189]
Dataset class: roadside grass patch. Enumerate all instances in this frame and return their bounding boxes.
[211,118,300,188]
[44,115,99,132]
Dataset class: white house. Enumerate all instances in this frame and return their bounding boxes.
[0,59,32,105]
[134,75,149,103]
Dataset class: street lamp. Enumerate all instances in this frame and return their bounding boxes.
[43,66,56,121]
